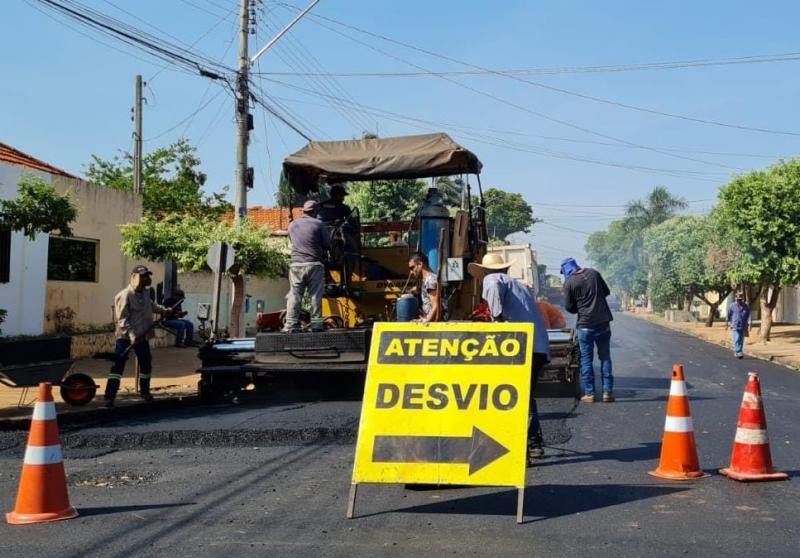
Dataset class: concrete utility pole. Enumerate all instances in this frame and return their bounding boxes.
[234,0,250,225]
[133,74,143,194]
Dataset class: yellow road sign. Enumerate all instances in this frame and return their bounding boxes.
[352,321,533,488]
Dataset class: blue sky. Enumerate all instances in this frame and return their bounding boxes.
[4,1,800,272]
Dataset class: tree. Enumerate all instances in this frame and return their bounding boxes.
[643,216,732,324]
[714,160,800,341]
[0,175,77,239]
[348,179,426,222]
[120,215,288,337]
[482,188,538,242]
[86,139,230,219]
[623,186,688,232]
[623,186,688,309]
[585,220,647,304]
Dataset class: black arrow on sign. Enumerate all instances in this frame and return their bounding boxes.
[372,427,510,475]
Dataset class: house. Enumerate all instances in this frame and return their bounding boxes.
[0,142,163,337]
[177,206,298,334]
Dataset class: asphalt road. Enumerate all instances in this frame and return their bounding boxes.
[1,313,798,557]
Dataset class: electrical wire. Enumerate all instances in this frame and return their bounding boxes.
[275,2,800,137]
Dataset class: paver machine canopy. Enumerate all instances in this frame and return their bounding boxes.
[282,133,489,327]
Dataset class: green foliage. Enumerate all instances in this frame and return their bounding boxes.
[714,161,800,289]
[120,214,288,278]
[85,138,231,218]
[643,216,732,312]
[587,186,688,301]
[0,175,77,240]
[348,179,426,222]
[585,220,647,298]
[482,188,537,241]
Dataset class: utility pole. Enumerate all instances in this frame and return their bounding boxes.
[133,74,143,194]
[234,0,250,225]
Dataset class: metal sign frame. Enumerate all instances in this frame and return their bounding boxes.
[347,321,533,523]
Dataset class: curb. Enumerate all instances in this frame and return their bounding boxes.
[0,395,200,432]
[628,313,800,371]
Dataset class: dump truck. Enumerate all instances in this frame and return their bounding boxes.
[197,133,580,401]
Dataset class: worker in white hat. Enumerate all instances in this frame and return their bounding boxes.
[469,253,550,462]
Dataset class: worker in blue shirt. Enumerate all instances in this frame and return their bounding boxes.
[726,293,751,359]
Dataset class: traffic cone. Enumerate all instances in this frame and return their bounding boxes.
[648,364,709,480]
[719,372,788,482]
[6,383,78,525]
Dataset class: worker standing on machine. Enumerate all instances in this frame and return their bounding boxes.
[469,253,550,463]
[284,200,331,333]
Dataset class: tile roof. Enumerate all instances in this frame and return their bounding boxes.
[0,142,77,178]
[223,206,305,234]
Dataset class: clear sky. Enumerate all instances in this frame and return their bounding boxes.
[4,1,800,272]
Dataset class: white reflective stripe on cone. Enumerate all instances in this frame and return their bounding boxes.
[23,444,63,465]
[669,381,687,397]
[735,427,769,445]
[32,402,57,421]
[742,392,761,408]
[664,416,693,432]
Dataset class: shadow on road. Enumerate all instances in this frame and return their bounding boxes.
[532,442,662,468]
[387,483,689,522]
[79,503,195,517]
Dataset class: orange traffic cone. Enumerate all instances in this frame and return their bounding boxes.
[648,364,709,480]
[719,372,788,482]
[6,383,78,525]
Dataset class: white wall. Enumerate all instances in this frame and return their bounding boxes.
[0,165,49,336]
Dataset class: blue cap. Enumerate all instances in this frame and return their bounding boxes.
[560,257,580,279]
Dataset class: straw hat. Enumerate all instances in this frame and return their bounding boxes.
[468,253,512,279]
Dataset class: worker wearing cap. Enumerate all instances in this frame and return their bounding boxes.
[469,253,550,463]
[317,183,353,223]
[284,200,331,332]
[104,265,171,406]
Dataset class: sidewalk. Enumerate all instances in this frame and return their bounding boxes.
[629,311,800,371]
[0,346,200,419]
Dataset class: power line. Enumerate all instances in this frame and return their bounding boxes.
[252,51,800,78]
[273,5,746,173]
[276,2,800,138]
[34,0,234,78]
[262,78,730,183]
[145,88,226,141]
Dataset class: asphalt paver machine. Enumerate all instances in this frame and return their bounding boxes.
[197,133,579,401]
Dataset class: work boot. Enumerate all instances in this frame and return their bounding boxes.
[104,377,120,407]
[580,394,597,403]
[139,378,154,402]
[527,445,545,465]
[603,392,615,402]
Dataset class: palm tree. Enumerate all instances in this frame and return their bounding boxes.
[624,187,688,310]
[624,186,688,231]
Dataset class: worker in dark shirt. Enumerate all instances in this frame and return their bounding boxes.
[284,200,331,332]
[317,184,352,222]
[163,289,194,347]
[561,257,615,403]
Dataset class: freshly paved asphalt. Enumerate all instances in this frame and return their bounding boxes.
[0,313,798,557]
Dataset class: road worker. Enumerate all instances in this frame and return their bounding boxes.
[104,265,171,407]
[469,253,550,462]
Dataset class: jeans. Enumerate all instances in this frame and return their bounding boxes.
[285,262,325,330]
[731,328,744,354]
[577,326,613,396]
[163,319,194,344]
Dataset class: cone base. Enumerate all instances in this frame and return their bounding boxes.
[6,506,78,525]
[648,469,710,481]
[719,467,789,482]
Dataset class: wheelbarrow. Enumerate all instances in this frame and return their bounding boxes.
[0,359,97,407]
